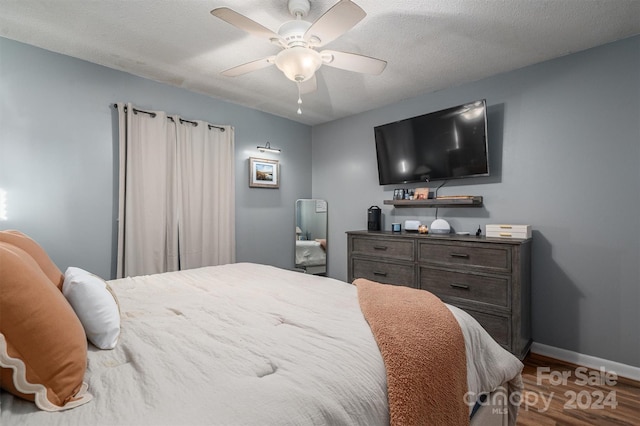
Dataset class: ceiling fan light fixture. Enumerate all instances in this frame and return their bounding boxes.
[211,0,386,117]
[275,47,322,82]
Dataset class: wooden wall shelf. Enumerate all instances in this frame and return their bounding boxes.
[383,196,483,208]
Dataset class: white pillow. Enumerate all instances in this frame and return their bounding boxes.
[62,267,121,350]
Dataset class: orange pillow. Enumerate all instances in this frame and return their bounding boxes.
[0,242,92,411]
[0,230,64,290]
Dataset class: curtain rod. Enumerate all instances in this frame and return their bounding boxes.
[114,104,226,132]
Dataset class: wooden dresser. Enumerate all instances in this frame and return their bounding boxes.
[347,230,532,359]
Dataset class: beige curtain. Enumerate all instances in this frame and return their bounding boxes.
[116,103,235,278]
[175,117,235,269]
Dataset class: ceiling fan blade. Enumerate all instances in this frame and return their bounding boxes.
[320,50,387,75]
[298,75,317,94]
[221,56,276,77]
[304,0,366,47]
[211,7,283,44]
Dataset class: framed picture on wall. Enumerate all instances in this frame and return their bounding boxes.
[249,157,280,188]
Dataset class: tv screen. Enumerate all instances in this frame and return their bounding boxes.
[374,99,489,185]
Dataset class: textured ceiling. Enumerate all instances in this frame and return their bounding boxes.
[1,0,639,125]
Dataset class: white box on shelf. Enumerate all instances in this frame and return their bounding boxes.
[404,220,421,231]
[486,224,532,239]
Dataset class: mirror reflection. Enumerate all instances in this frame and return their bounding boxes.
[295,199,327,275]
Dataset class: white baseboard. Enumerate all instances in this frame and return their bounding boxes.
[531,342,640,382]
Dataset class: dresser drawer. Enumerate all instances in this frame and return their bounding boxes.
[352,259,416,288]
[419,241,510,272]
[463,309,510,348]
[419,267,509,307]
[351,237,414,261]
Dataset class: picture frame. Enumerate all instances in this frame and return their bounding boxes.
[249,157,280,188]
[315,199,327,213]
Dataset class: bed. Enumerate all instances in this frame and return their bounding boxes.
[1,231,523,426]
[295,239,327,274]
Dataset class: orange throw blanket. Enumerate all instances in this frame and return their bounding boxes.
[355,279,469,426]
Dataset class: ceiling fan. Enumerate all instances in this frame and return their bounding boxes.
[211,0,387,114]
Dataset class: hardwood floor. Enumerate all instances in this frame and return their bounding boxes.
[517,354,640,425]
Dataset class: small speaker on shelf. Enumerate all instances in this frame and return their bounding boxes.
[367,206,381,231]
[430,219,451,234]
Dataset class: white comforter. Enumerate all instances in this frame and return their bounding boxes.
[295,240,326,267]
[0,263,522,426]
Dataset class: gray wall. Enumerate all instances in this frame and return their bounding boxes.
[312,36,640,367]
[0,37,312,279]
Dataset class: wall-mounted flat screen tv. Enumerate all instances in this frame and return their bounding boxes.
[374,99,489,185]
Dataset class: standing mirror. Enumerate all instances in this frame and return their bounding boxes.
[295,199,328,275]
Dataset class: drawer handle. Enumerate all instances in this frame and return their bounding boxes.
[373,271,388,277]
[499,232,512,237]
[450,283,470,290]
[373,245,388,251]
[450,253,469,259]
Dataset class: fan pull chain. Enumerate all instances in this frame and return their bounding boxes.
[297,83,303,115]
